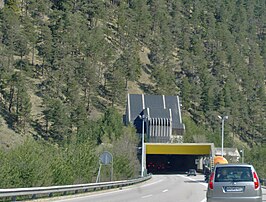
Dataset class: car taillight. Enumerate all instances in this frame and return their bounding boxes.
[209,172,215,190]
[253,172,259,190]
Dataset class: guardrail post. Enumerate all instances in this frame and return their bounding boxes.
[11,196,16,201]
[32,194,36,199]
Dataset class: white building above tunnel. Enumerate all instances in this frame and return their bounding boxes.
[215,147,241,163]
[124,94,185,143]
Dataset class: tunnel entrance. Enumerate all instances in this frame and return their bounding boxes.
[146,154,199,174]
[145,143,215,174]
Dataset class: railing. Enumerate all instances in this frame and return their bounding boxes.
[0,175,152,201]
[261,178,266,187]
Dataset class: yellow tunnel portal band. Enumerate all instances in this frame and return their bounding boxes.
[146,143,213,155]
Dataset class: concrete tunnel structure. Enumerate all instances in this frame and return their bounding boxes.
[124,94,215,174]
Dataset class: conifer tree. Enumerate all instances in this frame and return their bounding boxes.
[16,82,32,132]
[44,98,70,142]
[113,43,141,90]
[37,24,53,76]
[131,0,152,42]
[5,0,20,12]
[181,77,191,109]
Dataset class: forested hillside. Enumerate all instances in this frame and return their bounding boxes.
[0,0,265,187]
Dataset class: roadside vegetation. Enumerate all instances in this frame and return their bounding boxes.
[0,0,265,187]
[0,108,140,188]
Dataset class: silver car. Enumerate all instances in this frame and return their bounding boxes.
[206,164,262,202]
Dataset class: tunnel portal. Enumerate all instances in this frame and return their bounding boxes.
[145,143,214,174]
[147,154,200,174]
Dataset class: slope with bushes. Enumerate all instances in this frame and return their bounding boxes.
[0,0,265,186]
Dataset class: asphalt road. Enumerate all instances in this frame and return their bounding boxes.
[31,174,266,202]
[38,174,208,202]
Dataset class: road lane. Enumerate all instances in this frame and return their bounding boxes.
[29,174,266,202]
[42,174,207,202]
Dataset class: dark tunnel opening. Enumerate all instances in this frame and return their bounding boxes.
[146,154,200,174]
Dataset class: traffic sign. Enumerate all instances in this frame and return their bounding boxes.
[100,151,113,165]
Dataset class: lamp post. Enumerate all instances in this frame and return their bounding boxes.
[218,115,228,157]
[240,149,244,163]
[139,115,146,177]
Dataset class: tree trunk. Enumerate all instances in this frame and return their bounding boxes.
[32,45,35,65]
[8,86,14,113]
[16,87,20,124]
[42,58,45,76]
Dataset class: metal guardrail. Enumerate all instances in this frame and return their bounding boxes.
[0,175,152,201]
[261,179,266,188]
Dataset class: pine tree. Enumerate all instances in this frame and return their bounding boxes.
[36,24,53,76]
[181,77,192,109]
[16,82,32,133]
[5,0,20,12]
[0,7,20,68]
[21,15,38,66]
[131,0,152,42]
[0,40,10,102]
[100,107,124,142]
[106,68,126,106]
[113,43,141,90]
[44,98,71,142]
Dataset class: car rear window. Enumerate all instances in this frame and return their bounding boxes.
[215,166,253,182]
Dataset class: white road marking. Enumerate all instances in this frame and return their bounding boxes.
[178,174,208,202]
[140,179,164,188]
[162,189,168,193]
[49,178,163,201]
[179,175,208,187]
[142,194,153,198]
[49,188,131,202]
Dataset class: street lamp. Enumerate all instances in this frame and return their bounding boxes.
[218,115,228,157]
[139,114,146,177]
[240,149,244,163]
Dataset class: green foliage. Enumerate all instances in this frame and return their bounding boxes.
[100,126,139,181]
[180,77,192,109]
[0,138,99,188]
[130,0,152,42]
[245,146,266,178]
[70,140,98,184]
[0,121,138,188]
[44,98,71,142]
[183,114,209,144]
[1,7,20,53]
[105,68,126,106]
[0,139,53,188]
[1,0,264,147]
[99,108,124,143]
[0,0,265,184]
[4,0,20,12]
[114,43,142,89]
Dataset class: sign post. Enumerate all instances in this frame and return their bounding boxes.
[96,151,113,183]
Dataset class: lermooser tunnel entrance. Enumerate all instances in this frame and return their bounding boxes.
[145,143,214,174]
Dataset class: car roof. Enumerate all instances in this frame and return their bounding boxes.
[214,163,254,168]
